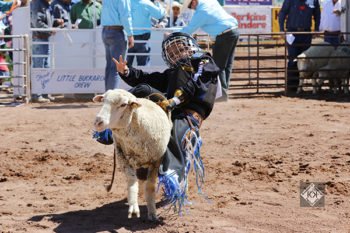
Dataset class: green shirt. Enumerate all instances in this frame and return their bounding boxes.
[70,1,102,29]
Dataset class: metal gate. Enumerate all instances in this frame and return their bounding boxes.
[229,32,350,98]
[229,33,287,97]
[0,34,30,105]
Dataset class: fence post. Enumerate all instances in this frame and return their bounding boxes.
[23,34,31,103]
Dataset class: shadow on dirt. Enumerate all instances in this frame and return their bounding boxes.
[29,199,170,233]
[32,104,94,110]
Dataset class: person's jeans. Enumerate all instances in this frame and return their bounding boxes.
[32,38,50,69]
[287,33,312,68]
[286,33,312,90]
[324,31,342,47]
[212,29,240,97]
[102,28,127,91]
[32,37,50,99]
[127,33,151,67]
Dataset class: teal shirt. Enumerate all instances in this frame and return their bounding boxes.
[101,0,133,36]
[181,0,238,37]
[0,1,12,12]
[70,1,102,29]
[130,0,165,35]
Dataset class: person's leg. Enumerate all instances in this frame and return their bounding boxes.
[32,38,49,69]
[212,30,239,100]
[287,33,312,93]
[287,34,304,92]
[223,30,240,92]
[127,46,135,67]
[102,28,127,91]
[324,34,340,47]
[134,33,151,66]
[159,116,203,209]
[32,38,50,102]
[136,41,151,66]
[128,83,163,100]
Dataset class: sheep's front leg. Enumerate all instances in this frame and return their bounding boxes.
[312,78,317,94]
[125,168,140,218]
[316,79,324,93]
[297,78,304,94]
[145,163,159,221]
[342,78,349,94]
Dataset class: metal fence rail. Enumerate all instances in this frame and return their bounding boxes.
[229,32,350,97]
[0,34,30,105]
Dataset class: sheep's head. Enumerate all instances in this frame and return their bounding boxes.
[93,89,141,132]
[296,53,315,78]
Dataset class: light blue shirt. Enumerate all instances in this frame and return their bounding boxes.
[181,0,238,37]
[0,0,12,12]
[101,0,133,36]
[130,0,165,35]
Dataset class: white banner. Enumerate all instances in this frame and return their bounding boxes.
[31,69,105,94]
[31,67,166,94]
[224,6,272,34]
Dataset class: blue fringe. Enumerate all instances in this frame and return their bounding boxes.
[158,170,188,213]
[158,127,205,214]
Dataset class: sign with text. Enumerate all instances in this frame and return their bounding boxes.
[30,68,164,94]
[224,6,272,34]
[30,69,133,95]
[31,69,105,94]
[225,0,272,5]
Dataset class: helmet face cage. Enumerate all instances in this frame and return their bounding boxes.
[162,33,200,68]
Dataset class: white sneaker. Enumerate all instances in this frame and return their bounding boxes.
[46,95,55,101]
[32,95,50,103]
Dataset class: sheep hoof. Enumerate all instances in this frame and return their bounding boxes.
[147,212,159,222]
[128,203,140,218]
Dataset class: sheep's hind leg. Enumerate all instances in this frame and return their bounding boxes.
[297,78,304,94]
[145,163,160,221]
[126,168,140,218]
[312,77,317,94]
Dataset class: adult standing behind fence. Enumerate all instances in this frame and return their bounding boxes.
[180,0,239,102]
[51,0,72,28]
[278,0,320,92]
[320,0,344,47]
[126,0,165,67]
[165,1,185,28]
[101,0,134,91]
[70,0,101,29]
[30,0,55,103]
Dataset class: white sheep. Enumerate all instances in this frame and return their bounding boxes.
[296,42,335,94]
[93,89,172,221]
[318,44,350,94]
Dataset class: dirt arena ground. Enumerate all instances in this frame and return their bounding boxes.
[1,93,350,233]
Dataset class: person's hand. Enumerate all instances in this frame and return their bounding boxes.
[159,98,176,112]
[128,36,134,49]
[279,32,286,41]
[56,19,65,27]
[112,55,129,75]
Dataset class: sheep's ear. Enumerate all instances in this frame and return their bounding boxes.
[93,95,104,103]
[129,99,141,109]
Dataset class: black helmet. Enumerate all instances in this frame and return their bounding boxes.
[161,32,200,68]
